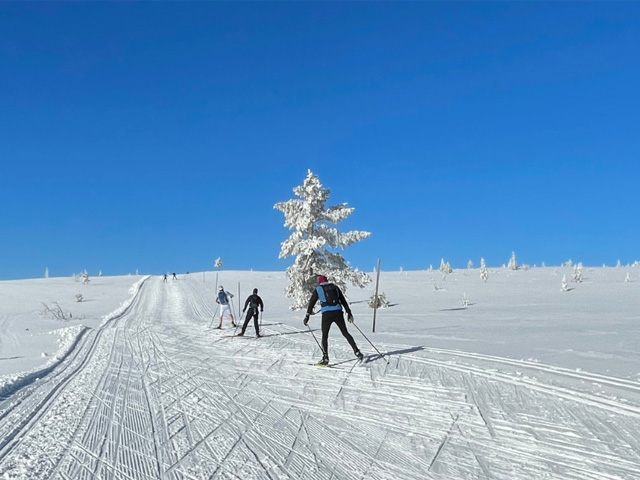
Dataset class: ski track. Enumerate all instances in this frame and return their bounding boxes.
[0,277,639,479]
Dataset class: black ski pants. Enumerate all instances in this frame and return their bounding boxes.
[241,308,260,335]
[321,310,358,359]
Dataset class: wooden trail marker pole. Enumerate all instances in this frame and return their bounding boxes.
[372,258,381,333]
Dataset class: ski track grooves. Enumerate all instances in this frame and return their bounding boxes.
[0,276,638,479]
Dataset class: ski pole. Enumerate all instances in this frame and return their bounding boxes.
[208,304,220,328]
[306,324,325,356]
[352,322,389,364]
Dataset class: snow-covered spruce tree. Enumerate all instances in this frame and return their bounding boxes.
[508,251,518,271]
[439,258,452,274]
[274,170,371,310]
[480,257,488,282]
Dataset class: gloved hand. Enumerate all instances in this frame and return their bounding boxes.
[303,314,309,326]
[242,309,246,313]
[347,314,354,323]
[261,309,264,313]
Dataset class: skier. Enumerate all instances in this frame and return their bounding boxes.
[163,274,168,283]
[215,286,236,328]
[172,272,177,280]
[304,275,363,366]
[237,288,264,337]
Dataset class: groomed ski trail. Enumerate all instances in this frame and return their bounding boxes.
[0,276,639,479]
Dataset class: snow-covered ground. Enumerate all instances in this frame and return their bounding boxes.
[0,267,639,479]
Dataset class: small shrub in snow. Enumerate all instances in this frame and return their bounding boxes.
[625,272,631,283]
[42,302,69,321]
[462,292,469,307]
[561,275,568,292]
[369,292,390,309]
[82,273,90,284]
[75,294,83,302]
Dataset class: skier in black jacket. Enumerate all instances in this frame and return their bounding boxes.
[304,275,363,365]
[237,288,264,337]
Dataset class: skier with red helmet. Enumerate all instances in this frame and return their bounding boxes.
[304,275,363,366]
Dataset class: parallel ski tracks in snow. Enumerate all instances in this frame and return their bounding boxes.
[1,276,639,479]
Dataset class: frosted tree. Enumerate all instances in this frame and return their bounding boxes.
[467,260,473,269]
[561,274,568,292]
[369,292,390,309]
[439,258,452,274]
[214,257,223,269]
[625,272,631,283]
[507,251,518,270]
[274,170,371,310]
[480,257,488,282]
[45,267,49,279]
[572,262,583,283]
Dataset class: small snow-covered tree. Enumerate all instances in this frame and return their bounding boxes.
[439,258,452,274]
[274,170,371,310]
[508,251,518,271]
[45,267,49,279]
[561,274,568,292]
[565,259,573,268]
[572,262,583,283]
[462,292,469,307]
[214,257,223,269]
[480,257,488,282]
[617,259,622,268]
[467,260,473,269]
[369,292,390,309]
[625,272,631,283]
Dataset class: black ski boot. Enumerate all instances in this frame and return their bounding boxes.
[317,356,329,366]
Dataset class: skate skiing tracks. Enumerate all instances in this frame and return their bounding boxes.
[1,276,639,479]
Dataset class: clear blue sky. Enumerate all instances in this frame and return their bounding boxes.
[1,3,639,279]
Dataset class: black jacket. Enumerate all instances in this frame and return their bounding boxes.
[243,294,264,312]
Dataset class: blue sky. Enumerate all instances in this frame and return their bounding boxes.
[1,3,639,279]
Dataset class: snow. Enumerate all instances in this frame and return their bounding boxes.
[0,267,639,479]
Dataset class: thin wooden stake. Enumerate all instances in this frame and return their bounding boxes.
[372,258,381,333]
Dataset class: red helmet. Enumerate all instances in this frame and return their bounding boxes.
[318,275,328,284]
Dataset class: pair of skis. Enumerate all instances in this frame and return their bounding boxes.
[309,356,364,368]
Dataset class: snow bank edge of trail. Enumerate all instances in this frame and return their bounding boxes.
[98,275,149,328]
[0,276,150,399]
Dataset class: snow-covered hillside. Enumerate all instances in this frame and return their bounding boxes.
[0,268,639,479]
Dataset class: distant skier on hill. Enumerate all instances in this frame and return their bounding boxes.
[215,286,236,328]
[163,274,168,283]
[304,275,363,366]
[237,288,264,337]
